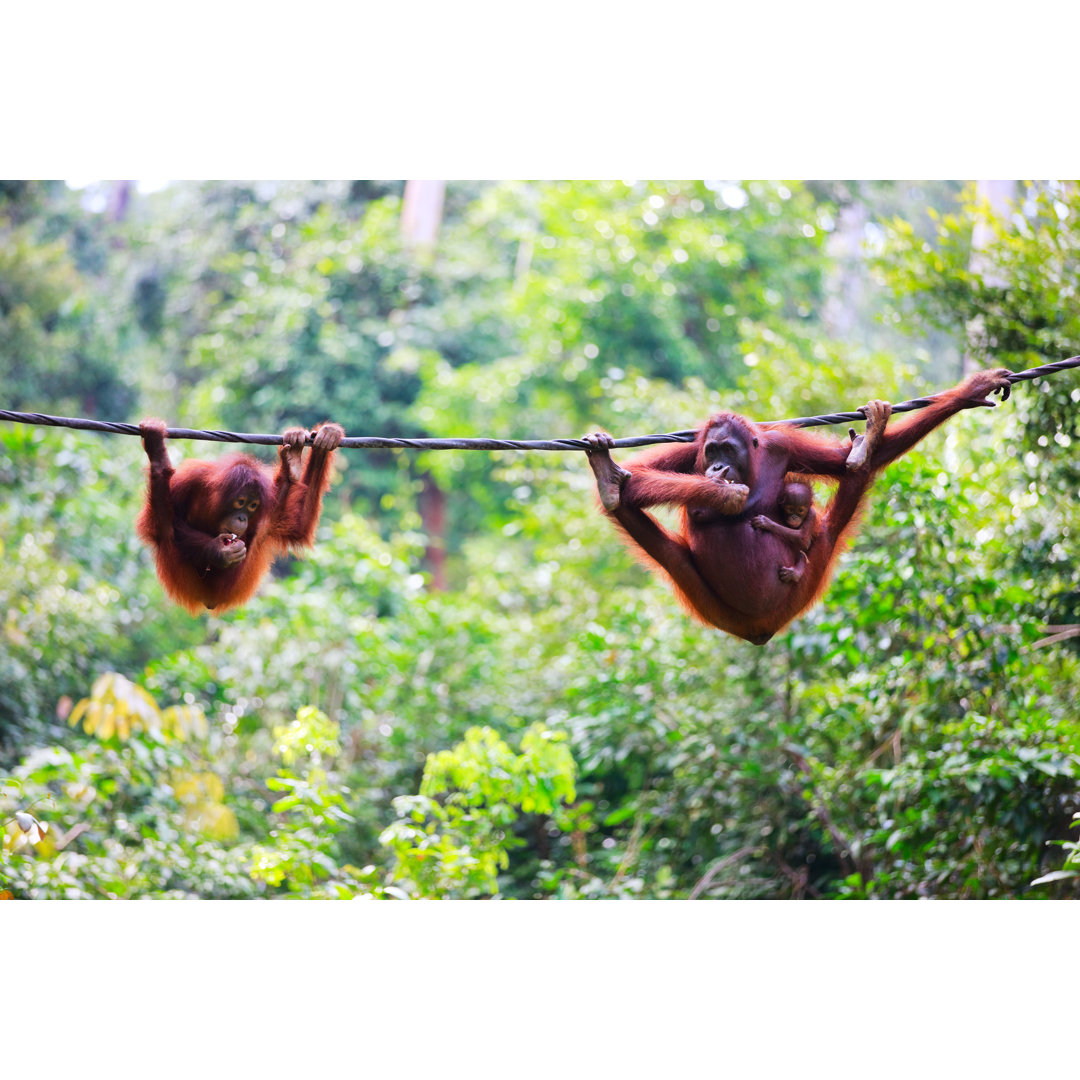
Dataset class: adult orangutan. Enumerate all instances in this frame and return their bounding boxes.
[584,367,1012,645]
[136,418,345,614]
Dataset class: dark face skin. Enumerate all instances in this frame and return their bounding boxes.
[218,484,262,539]
[779,484,813,528]
[700,419,757,487]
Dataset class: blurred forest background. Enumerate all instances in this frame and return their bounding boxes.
[1,177,1078,900]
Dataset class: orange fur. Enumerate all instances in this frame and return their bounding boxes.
[591,368,1012,644]
[137,421,343,614]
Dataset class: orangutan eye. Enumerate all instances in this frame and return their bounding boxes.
[233,498,245,509]
[248,500,259,512]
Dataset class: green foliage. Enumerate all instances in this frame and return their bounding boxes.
[0,423,201,752]
[248,707,362,898]
[380,724,577,898]
[878,182,1080,572]
[491,179,830,386]
[879,182,1080,361]
[873,181,1080,896]
[0,681,255,899]
[3,686,366,899]
[1033,813,1080,888]
[2,179,1078,901]
[0,185,134,417]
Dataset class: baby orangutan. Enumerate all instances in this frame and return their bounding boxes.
[136,419,345,614]
[750,479,819,583]
[750,415,888,585]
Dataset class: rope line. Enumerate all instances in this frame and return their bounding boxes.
[1,356,1077,452]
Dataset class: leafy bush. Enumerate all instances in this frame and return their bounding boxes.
[381,724,577,898]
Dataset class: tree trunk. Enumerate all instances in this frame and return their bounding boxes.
[400,181,449,588]
[417,472,447,590]
[401,180,446,248]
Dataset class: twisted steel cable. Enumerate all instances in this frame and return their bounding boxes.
[1,355,1077,451]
